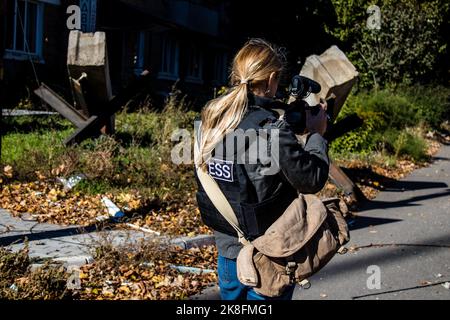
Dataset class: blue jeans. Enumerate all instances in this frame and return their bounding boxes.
[217,255,295,300]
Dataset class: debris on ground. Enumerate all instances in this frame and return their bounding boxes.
[0,178,210,236]
[0,242,218,300]
[77,242,217,300]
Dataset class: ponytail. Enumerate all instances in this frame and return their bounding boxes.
[199,83,249,168]
[198,39,285,170]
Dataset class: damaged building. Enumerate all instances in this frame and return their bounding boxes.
[0,0,233,106]
[1,0,336,107]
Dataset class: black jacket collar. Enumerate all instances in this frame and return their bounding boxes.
[249,94,287,118]
[249,94,275,109]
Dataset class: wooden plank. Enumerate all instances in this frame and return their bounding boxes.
[34,83,88,128]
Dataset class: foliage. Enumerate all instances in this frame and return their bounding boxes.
[330,85,449,160]
[78,239,217,300]
[331,110,385,154]
[325,0,450,88]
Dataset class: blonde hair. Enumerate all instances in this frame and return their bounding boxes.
[198,38,286,169]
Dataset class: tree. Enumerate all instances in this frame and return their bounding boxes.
[325,0,449,88]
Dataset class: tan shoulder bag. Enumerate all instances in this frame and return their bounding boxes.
[196,165,350,297]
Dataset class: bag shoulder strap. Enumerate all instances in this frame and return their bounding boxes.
[195,127,249,245]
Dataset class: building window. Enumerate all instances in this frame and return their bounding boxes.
[213,51,228,86]
[185,45,203,84]
[4,0,45,61]
[158,36,179,80]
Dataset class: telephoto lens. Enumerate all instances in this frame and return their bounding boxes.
[289,75,321,99]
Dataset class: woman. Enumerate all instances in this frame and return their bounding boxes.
[195,39,329,300]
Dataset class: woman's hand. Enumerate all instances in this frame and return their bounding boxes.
[305,99,328,136]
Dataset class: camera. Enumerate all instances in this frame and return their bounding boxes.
[283,75,326,134]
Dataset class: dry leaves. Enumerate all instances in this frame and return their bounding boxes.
[110,191,212,236]
[3,166,13,178]
[0,180,103,226]
[0,177,210,236]
[77,245,217,300]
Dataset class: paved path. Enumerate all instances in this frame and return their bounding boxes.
[0,212,151,266]
[194,144,450,300]
[0,210,214,268]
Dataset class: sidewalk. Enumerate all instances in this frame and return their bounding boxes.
[0,211,215,268]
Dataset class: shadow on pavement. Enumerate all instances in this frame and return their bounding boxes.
[360,188,450,211]
[309,232,450,283]
[347,216,402,231]
[343,166,448,193]
[0,225,98,246]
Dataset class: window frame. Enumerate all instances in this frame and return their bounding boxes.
[212,51,228,86]
[4,0,45,62]
[157,36,180,81]
[185,44,204,84]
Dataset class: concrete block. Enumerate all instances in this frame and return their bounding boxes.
[299,45,359,121]
[67,30,113,118]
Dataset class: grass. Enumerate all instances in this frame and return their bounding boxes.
[0,84,448,300]
[1,91,198,194]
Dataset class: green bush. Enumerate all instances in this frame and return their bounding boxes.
[331,110,385,154]
[330,86,447,161]
[380,128,428,161]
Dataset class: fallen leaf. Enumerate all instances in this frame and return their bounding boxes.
[4,165,13,178]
